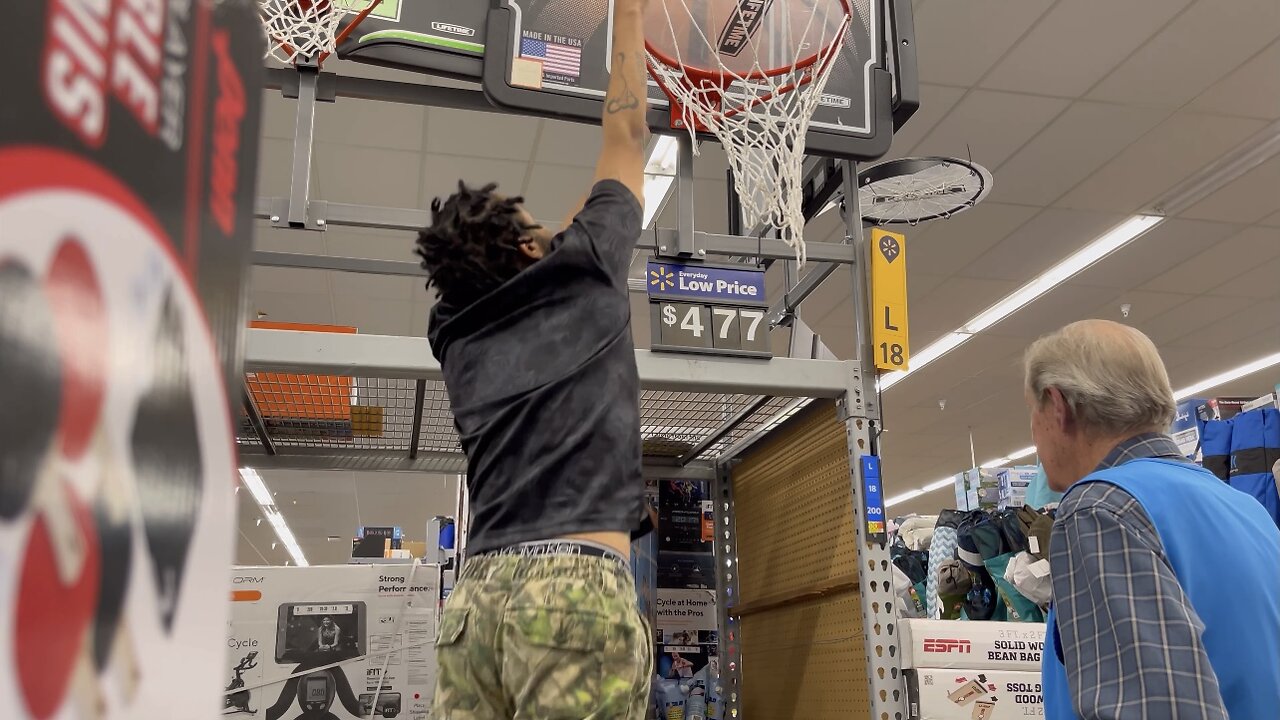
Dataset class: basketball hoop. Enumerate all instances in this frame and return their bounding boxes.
[856,157,993,225]
[646,0,853,265]
[259,0,384,65]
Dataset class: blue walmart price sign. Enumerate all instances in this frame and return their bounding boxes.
[647,260,771,359]
[860,455,887,542]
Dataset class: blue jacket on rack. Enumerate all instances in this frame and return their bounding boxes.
[1042,458,1280,720]
[1229,407,1280,527]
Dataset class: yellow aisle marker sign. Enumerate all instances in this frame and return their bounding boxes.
[870,228,910,372]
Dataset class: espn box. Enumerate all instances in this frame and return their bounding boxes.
[907,669,1045,720]
[227,564,441,720]
[900,619,1046,671]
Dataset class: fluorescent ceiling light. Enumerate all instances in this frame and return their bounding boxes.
[239,468,309,567]
[239,467,273,506]
[880,215,1163,390]
[962,215,1163,334]
[1173,351,1280,400]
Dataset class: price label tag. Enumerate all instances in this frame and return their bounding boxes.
[657,302,712,350]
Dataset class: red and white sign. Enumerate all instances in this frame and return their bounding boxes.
[901,620,1045,672]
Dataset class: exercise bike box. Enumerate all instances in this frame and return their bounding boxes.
[226,563,441,720]
[907,668,1045,720]
[900,620,1046,672]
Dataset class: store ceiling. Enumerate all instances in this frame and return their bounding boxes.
[241,0,1280,563]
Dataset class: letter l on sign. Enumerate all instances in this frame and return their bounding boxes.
[870,228,910,372]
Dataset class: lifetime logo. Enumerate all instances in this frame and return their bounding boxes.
[923,638,972,653]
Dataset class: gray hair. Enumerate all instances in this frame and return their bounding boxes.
[1024,320,1176,436]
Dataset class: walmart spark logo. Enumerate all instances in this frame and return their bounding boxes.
[649,266,676,290]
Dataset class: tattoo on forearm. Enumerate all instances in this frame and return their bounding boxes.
[606,51,640,114]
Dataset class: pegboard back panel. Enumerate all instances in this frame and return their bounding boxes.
[732,400,858,601]
[731,399,870,719]
[739,595,869,718]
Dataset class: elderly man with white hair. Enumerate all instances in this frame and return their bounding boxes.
[1024,319,1280,720]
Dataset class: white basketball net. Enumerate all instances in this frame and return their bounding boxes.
[648,1,851,265]
[260,0,364,64]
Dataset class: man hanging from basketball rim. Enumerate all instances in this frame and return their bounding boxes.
[415,0,654,716]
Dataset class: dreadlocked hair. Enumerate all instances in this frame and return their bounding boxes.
[414,181,537,306]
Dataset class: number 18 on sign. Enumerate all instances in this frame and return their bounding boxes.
[870,228,909,372]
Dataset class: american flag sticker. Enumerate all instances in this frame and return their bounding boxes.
[520,35,582,80]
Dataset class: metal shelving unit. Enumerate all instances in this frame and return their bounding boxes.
[247,20,912,720]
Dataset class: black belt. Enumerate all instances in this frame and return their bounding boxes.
[478,540,627,564]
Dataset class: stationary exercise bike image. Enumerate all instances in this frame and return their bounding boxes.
[225,652,259,715]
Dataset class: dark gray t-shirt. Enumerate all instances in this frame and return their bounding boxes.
[427,180,645,554]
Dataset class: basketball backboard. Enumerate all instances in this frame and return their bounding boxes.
[481,0,907,160]
[335,0,488,80]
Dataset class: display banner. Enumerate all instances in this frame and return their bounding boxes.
[0,0,263,717]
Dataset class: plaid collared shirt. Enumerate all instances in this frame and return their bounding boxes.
[1049,433,1229,719]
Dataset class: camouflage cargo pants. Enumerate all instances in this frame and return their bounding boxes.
[433,550,654,719]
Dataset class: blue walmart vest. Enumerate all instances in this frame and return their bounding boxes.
[1042,458,1280,719]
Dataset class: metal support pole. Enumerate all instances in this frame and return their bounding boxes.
[839,159,903,719]
[712,462,743,720]
[672,133,698,258]
[408,379,426,460]
[285,64,321,228]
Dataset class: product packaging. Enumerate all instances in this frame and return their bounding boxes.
[226,564,441,719]
[907,669,1045,720]
[899,619,1045,671]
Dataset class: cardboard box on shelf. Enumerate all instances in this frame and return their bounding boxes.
[955,469,1001,510]
[226,564,441,720]
[900,619,1046,671]
[907,669,1044,720]
[1172,398,1207,460]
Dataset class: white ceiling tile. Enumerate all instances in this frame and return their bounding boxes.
[912,276,1022,336]
[892,84,968,156]
[535,119,602,168]
[248,290,336,326]
[255,137,302,198]
[250,266,330,295]
[255,223,328,254]
[1180,154,1280,224]
[326,227,420,263]
[1088,0,1280,107]
[693,142,732,180]
[991,102,1172,206]
[797,271,852,325]
[912,91,1070,170]
[259,91,299,140]
[1162,304,1280,351]
[426,107,539,161]
[329,271,415,302]
[907,202,1041,278]
[1056,111,1267,213]
[1190,40,1280,119]
[1263,210,1280,227]
[1091,289,1197,325]
[333,297,414,335]
[960,207,1125,282]
[1206,253,1280,299]
[311,144,423,207]
[420,155,530,214]
[1141,225,1279,294]
[522,164,597,224]
[983,282,1118,340]
[1133,294,1257,344]
[982,0,1193,97]
[314,97,426,152]
[1071,218,1242,289]
[912,0,1054,86]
